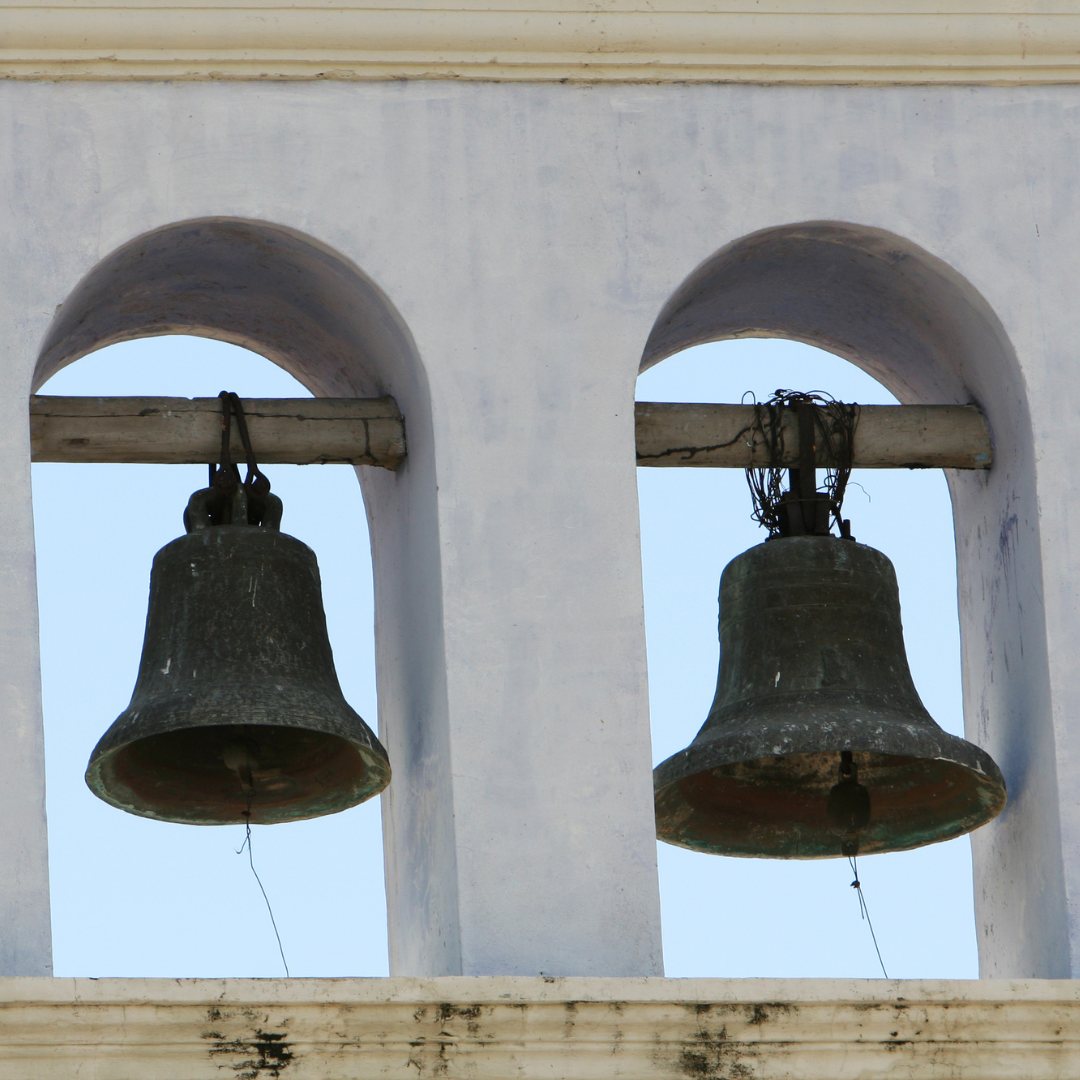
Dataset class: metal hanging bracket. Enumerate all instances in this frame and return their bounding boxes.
[183,392,283,532]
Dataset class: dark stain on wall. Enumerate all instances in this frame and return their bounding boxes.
[201,1010,295,1079]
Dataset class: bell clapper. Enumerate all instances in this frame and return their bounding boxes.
[827,749,872,847]
[824,750,889,977]
[222,738,260,798]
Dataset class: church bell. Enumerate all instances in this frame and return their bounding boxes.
[653,394,1006,858]
[85,393,391,825]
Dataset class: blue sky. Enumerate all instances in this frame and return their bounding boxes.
[34,334,975,979]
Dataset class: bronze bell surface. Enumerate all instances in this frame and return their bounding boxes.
[86,393,391,825]
[653,534,1006,858]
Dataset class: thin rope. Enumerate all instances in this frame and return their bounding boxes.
[848,855,888,978]
[237,809,290,977]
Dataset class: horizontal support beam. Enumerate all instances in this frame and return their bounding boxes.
[635,402,992,470]
[30,396,407,469]
[29,397,991,472]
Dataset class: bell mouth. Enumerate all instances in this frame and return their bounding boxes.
[86,723,391,826]
[653,535,1008,858]
[654,722,1007,859]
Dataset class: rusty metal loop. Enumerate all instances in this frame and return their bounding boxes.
[184,392,281,532]
[223,391,271,497]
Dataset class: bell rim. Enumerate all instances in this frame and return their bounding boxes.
[85,723,391,826]
[86,692,391,825]
[655,705,1005,788]
[654,714,1007,859]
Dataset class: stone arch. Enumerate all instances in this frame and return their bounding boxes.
[640,221,1065,977]
[34,217,461,977]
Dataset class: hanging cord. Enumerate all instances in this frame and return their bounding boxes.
[847,854,888,978]
[236,798,290,978]
[745,390,859,536]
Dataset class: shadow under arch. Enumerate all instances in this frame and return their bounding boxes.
[34,217,461,977]
[35,217,418,398]
[640,221,1068,978]
[645,220,1011,408]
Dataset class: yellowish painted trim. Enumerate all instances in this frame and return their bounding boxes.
[2,5,1080,82]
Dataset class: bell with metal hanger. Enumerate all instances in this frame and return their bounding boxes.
[653,393,1006,858]
[86,392,391,825]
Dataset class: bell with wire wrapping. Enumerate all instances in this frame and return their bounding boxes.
[85,393,391,825]
[653,392,1006,859]
[653,534,1006,858]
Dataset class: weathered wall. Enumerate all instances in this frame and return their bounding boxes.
[2,81,1078,977]
[0,976,1077,1078]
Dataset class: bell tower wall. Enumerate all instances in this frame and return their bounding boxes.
[0,81,1077,977]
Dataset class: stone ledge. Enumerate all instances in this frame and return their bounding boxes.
[2,5,1080,83]
[0,976,1076,1078]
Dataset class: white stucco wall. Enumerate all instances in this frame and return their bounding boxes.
[1,81,1076,977]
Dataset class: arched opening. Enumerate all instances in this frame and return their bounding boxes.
[36,217,420,397]
[640,338,974,976]
[639,223,1061,977]
[32,219,455,975]
[36,336,387,976]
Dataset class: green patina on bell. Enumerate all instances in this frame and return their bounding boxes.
[654,534,1006,858]
[655,392,1005,859]
[86,393,390,825]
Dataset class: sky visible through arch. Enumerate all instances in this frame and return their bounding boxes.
[34,334,975,979]
[639,337,974,980]
[35,337,386,979]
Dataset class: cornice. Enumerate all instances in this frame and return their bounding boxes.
[2,3,1080,82]
[0,977,1077,1077]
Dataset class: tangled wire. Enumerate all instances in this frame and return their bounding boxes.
[745,390,860,537]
